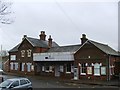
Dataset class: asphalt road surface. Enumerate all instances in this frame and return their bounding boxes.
[1,74,119,89]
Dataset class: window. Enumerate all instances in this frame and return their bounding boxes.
[14,63,18,70]
[25,80,30,84]
[20,79,27,85]
[80,63,86,75]
[45,66,49,72]
[31,65,34,71]
[87,67,92,74]
[49,66,53,72]
[101,67,106,75]
[27,63,32,72]
[10,55,16,61]
[22,63,25,71]
[27,49,32,57]
[60,65,64,72]
[42,66,45,71]
[94,63,100,76]
[11,81,19,88]
[10,62,13,70]
[21,50,25,57]
[66,64,71,73]
[87,63,92,74]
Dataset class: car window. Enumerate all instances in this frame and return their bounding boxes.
[20,79,27,85]
[0,80,12,88]
[10,81,19,88]
[25,79,30,84]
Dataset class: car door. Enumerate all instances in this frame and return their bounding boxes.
[20,79,29,88]
[9,80,20,90]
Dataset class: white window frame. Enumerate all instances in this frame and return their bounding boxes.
[10,62,13,70]
[14,63,18,70]
[27,49,32,57]
[49,66,53,72]
[42,66,45,71]
[10,55,16,61]
[101,66,106,75]
[60,65,64,72]
[94,63,100,76]
[45,66,49,72]
[27,63,32,72]
[21,50,25,57]
[22,63,25,71]
[80,63,86,75]
[31,65,34,71]
[66,64,71,74]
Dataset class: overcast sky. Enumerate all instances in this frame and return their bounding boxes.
[0,0,119,51]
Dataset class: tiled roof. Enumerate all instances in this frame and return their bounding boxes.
[89,40,119,56]
[9,36,119,56]
[9,44,20,52]
[26,37,59,48]
[9,37,59,52]
[47,44,81,53]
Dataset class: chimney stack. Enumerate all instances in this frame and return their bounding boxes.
[39,31,46,41]
[80,34,88,45]
[22,35,27,40]
[48,35,52,48]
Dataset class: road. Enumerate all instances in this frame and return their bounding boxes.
[1,74,119,89]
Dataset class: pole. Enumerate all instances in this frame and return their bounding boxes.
[0,45,2,70]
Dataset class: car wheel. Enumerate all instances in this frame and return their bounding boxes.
[27,88,33,90]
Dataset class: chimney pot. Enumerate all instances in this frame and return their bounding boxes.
[48,35,52,48]
[39,31,46,41]
[81,34,88,44]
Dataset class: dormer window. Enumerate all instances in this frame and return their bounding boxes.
[21,50,25,57]
[27,49,32,57]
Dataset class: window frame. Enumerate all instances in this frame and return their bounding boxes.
[66,64,71,74]
[21,50,25,57]
[94,63,100,76]
[27,49,32,57]
[80,63,86,75]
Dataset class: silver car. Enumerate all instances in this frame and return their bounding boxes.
[0,78,32,90]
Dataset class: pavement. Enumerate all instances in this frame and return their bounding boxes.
[2,72,120,87]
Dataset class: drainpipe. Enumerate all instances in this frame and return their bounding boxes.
[107,55,111,81]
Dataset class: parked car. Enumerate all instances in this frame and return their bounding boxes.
[0,78,32,90]
[0,69,3,75]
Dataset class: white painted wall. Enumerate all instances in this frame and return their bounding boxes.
[33,52,74,61]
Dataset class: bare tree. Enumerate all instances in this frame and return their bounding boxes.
[0,0,13,24]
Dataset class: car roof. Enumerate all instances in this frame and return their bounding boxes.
[7,78,29,81]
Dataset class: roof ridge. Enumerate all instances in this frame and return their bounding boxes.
[89,39,108,46]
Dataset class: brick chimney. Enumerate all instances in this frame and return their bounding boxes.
[80,34,88,45]
[39,31,46,41]
[22,35,27,41]
[48,35,52,48]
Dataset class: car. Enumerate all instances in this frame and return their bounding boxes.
[0,69,3,75]
[0,78,32,90]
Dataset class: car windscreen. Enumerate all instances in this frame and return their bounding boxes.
[0,80,13,88]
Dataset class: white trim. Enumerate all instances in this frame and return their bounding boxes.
[80,73,86,75]
[66,72,71,74]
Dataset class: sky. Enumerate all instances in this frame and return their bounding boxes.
[0,0,119,51]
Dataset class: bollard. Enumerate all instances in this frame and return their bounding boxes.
[0,76,3,83]
[118,73,120,87]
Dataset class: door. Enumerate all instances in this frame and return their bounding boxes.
[74,68,78,80]
[55,65,60,77]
